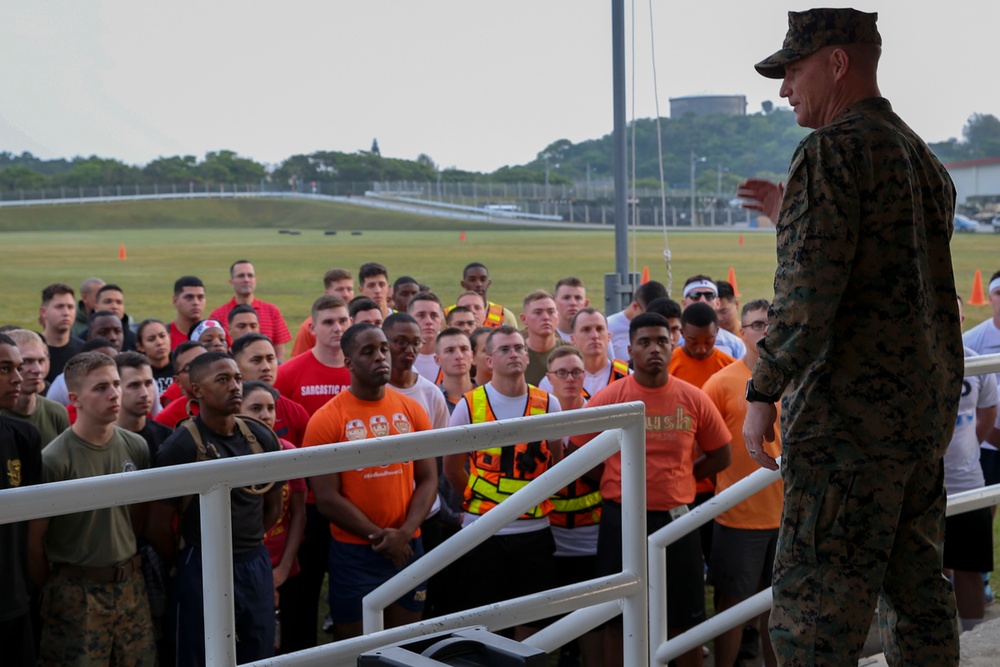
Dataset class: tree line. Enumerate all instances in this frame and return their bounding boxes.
[1,107,997,193]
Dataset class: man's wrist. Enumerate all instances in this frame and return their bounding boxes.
[746,378,781,404]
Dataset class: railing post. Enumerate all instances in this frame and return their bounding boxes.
[201,485,237,667]
[620,410,648,667]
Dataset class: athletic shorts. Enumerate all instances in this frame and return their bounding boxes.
[596,500,706,628]
[943,506,994,573]
[453,527,556,616]
[328,538,426,623]
[707,522,778,599]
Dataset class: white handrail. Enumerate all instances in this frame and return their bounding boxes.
[0,401,646,667]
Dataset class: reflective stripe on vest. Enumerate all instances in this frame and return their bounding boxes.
[548,479,603,529]
[463,385,551,518]
[484,303,505,328]
[610,359,630,383]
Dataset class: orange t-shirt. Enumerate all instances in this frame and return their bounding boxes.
[290,317,315,358]
[302,387,432,545]
[668,346,737,389]
[570,375,731,511]
[701,361,784,529]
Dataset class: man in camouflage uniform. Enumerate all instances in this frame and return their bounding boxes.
[739,9,963,667]
[29,352,155,666]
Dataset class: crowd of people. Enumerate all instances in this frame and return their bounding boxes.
[1,8,997,667]
[1,257,787,667]
[4,256,994,667]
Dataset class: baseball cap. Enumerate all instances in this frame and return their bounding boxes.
[755,8,881,79]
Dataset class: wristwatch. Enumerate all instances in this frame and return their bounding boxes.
[745,378,781,404]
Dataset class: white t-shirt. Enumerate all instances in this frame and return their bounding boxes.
[449,383,561,535]
[412,353,441,383]
[606,311,631,363]
[963,317,1000,356]
[945,347,998,493]
[389,375,449,518]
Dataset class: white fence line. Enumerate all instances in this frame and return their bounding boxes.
[0,402,646,667]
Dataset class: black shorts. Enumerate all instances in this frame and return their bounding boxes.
[707,523,778,599]
[453,526,556,615]
[596,500,705,629]
[943,506,994,572]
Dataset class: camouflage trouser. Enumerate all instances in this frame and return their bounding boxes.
[770,440,959,667]
[39,565,156,667]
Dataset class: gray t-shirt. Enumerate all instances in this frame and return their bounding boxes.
[42,426,150,567]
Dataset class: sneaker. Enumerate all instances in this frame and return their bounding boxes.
[322,613,334,633]
[984,572,994,605]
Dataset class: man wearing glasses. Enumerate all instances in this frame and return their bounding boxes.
[445,326,561,639]
[153,341,207,428]
[701,299,784,667]
[680,275,746,359]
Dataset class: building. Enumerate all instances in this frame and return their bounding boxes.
[669,95,747,118]
[943,157,1000,205]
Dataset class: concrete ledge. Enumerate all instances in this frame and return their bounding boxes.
[859,615,1000,666]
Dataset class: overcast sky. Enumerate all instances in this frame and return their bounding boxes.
[1,1,996,173]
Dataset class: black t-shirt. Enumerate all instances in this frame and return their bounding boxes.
[136,418,174,462]
[45,336,85,384]
[155,417,280,554]
[0,416,43,620]
[151,363,175,397]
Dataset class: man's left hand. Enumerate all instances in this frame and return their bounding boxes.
[743,401,779,471]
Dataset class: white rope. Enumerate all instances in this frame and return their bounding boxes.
[629,0,638,275]
[647,0,672,297]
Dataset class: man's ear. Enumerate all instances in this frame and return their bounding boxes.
[189,381,203,401]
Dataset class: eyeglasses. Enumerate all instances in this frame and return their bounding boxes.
[493,344,527,356]
[741,321,768,332]
[548,369,585,380]
[390,338,425,350]
[688,291,717,301]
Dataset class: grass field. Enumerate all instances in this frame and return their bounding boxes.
[2,199,999,333]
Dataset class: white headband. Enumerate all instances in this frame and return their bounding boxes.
[191,319,224,342]
[683,280,717,299]
[989,277,1000,295]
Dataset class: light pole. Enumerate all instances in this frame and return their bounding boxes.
[713,164,728,227]
[690,151,706,226]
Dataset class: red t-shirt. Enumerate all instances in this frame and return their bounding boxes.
[264,439,307,574]
[160,381,182,407]
[155,394,198,428]
[275,394,309,447]
[168,322,190,351]
[570,375,731,511]
[273,350,350,416]
[211,297,292,346]
[302,388,432,544]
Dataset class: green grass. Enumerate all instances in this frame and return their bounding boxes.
[2,199,999,597]
[0,197,538,232]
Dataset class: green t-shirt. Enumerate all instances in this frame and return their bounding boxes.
[42,426,150,567]
[525,337,567,387]
[3,396,70,447]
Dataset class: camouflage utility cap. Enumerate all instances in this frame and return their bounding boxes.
[755,8,881,79]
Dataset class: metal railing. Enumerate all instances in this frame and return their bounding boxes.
[638,351,1000,664]
[0,401,647,667]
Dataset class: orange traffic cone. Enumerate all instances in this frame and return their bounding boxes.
[727,267,741,297]
[969,269,988,305]
[641,266,650,284]
[460,231,466,241]
[739,234,744,246]
[118,243,127,260]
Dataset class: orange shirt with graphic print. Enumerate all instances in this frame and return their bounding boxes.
[570,375,730,511]
[302,387,432,544]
